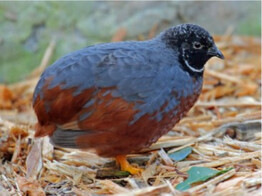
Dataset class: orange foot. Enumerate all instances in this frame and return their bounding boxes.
[115,155,143,175]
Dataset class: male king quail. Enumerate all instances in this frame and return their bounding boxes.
[33,24,224,174]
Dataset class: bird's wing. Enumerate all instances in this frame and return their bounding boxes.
[33,45,176,139]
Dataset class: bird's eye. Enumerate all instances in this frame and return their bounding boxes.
[193,42,203,49]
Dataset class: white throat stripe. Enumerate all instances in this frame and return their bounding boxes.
[184,59,204,73]
[182,48,204,73]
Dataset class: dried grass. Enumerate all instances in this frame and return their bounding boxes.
[0,29,261,195]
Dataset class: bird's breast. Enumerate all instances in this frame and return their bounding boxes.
[136,76,203,145]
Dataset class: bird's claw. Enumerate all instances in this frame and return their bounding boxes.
[115,155,143,175]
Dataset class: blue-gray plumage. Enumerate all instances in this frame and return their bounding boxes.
[33,24,224,159]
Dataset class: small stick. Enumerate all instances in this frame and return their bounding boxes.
[212,111,261,126]
[181,151,260,172]
[29,39,56,78]
[115,184,170,196]
[168,117,261,154]
[111,28,127,42]
[142,137,195,152]
[205,69,244,84]
[148,24,159,39]
[221,25,235,43]
[8,39,56,91]
[99,179,129,194]
[158,148,173,166]
[195,101,261,107]
[15,181,23,196]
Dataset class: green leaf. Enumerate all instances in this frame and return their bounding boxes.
[168,147,192,161]
[176,167,233,191]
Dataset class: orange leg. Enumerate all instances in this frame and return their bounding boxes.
[115,155,143,175]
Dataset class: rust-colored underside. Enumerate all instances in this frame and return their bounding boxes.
[33,80,199,157]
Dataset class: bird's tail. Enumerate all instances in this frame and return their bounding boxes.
[50,128,89,149]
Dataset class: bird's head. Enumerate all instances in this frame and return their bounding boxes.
[161,24,224,75]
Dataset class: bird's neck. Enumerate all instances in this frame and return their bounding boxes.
[178,56,205,78]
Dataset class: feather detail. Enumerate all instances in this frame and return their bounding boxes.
[50,128,89,148]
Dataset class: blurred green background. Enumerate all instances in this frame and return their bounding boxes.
[0,1,260,83]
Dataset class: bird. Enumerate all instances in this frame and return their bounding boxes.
[33,24,224,175]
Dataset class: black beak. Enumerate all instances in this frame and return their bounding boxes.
[208,45,224,59]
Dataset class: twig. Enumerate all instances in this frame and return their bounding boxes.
[1,174,14,193]
[181,151,260,172]
[114,184,170,196]
[158,148,173,166]
[179,115,212,124]
[148,24,159,39]
[196,101,261,107]
[223,136,261,152]
[221,25,235,43]
[212,111,261,126]
[11,135,21,163]
[99,180,129,194]
[29,39,56,78]
[111,28,127,42]
[205,69,243,84]
[142,137,195,152]
[15,181,23,196]
[168,118,261,154]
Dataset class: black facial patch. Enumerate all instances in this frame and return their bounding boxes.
[160,24,216,76]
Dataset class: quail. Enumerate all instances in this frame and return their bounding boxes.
[33,24,224,174]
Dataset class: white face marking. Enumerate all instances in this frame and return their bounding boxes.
[182,48,204,73]
[184,58,204,73]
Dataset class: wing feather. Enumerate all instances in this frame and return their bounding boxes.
[33,42,177,138]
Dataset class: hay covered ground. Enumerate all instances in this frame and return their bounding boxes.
[0,30,261,195]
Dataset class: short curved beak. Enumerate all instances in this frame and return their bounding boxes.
[208,45,224,59]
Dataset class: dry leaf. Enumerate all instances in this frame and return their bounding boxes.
[26,139,43,179]
[17,176,45,196]
[0,85,13,109]
[10,126,28,139]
